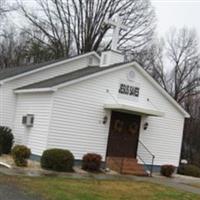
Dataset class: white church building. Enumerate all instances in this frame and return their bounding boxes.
[0,17,189,175]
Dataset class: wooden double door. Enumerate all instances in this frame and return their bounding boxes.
[106,111,141,158]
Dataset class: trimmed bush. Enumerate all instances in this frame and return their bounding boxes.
[0,126,14,154]
[179,164,200,178]
[82,153,102,172]
[160,164,176,177]
[41,149,74,172]
[12,145,31,167]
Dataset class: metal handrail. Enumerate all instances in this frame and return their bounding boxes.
[137,140,155,176]
[138,140,155,158]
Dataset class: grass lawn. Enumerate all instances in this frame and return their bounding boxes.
[0,175,199,200]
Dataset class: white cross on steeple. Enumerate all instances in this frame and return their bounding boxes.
[105,15,127,51]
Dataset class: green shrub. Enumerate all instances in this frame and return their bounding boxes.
[0,126,14,154]
[82,153,102,172]
[41,149,74,172]
[179,164,200,177]
[12,145,31,167]
[160,164,176,177]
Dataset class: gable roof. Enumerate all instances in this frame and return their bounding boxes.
[0,52,100,83]
[15,62,127,90]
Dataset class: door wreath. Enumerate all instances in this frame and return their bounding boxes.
[128,122,138,135]
[113,120,124,133]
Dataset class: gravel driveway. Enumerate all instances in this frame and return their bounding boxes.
[0,183,42,200]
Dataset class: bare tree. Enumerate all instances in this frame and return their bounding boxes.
[18,0,73,58]
[0,0,8,16]
[130,39,168,90]
[140,28,200,104]
[18,0,155,58]
[22,27,60,63]
[0,0,17,16]
[0,28,29,69]
[181,93,200,166]
[166,28,200,103]
[163,28,200,168]
[0,26,57,69]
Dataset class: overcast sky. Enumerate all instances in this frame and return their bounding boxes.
[151,0,200,38]
[9,0,200,39]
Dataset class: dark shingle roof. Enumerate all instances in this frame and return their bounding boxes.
[0,53,92,81]
[16,62,128,90]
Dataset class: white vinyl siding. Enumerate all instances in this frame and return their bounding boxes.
[0,56,95,128]
[13,93,52,155]
[47,65,185,166]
